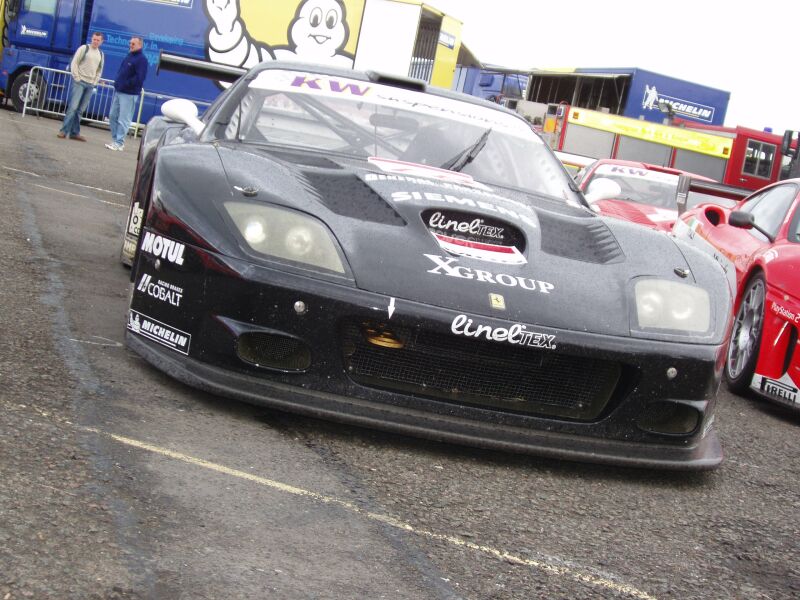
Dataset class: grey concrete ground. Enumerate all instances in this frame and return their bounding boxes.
[0,106,798,600]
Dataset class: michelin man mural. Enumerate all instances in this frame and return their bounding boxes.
[642,84,659,111]
[204,0,355,78]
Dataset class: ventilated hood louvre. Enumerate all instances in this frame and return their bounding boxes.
[537,211,624,264]
[302,171,406,226]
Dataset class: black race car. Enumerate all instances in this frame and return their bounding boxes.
[122,57,733,469]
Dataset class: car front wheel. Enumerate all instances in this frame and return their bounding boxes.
[725,273,766,393]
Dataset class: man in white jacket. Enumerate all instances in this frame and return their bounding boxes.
[57,32,105,142]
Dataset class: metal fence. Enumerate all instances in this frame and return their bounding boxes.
[21,65,210,138]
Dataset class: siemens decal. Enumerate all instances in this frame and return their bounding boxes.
[140,232,185,265]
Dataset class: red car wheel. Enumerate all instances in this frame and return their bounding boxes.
[725,274,766,393]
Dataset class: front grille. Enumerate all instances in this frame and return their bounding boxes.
[341,321,621,420]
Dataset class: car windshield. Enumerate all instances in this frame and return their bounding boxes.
[586,164,680,209]
[208,69,579,202]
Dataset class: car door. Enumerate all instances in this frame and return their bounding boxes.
[761,188,800,292]
[733,183,800,277]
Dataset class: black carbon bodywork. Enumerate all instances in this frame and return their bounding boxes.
[124,61,733,469]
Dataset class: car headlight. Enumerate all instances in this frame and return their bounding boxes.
[633,279,711,333]
[224,202,345,273]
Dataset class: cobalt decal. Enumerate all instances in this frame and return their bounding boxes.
[136,273,184,307]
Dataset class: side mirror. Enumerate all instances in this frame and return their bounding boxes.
[728,210,754,229]
[675,174,691,215]
[584,177,622,204]
[729,210,774,242]
[161,98,204,135]
[782,130,796,157]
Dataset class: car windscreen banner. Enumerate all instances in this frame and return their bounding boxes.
[250,70,534,138]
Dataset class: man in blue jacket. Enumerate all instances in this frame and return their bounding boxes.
[105,36,148,152]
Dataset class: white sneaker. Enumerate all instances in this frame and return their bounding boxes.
[105,142,124,151]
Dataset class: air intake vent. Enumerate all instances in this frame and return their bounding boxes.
[304,172,406,226]
[267,151,344,170]
[237,332,311,371]
[537,211,623,264]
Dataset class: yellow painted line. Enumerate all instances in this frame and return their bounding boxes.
[33,183,127,208]
[82,426,657,600]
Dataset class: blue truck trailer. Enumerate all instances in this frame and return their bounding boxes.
[1,0,219,116]
[1,0,464,121]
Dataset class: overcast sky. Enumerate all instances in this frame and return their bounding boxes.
[431,0,799,135]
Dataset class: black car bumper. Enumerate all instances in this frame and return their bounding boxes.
[127,244,725,470]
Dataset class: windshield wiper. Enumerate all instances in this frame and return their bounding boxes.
[440,128,491,172]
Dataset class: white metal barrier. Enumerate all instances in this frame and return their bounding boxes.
[22,66,116,126]
[21,66,211,138]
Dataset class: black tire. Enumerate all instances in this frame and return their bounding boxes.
[725,273,766,393]
[10,70,47,113]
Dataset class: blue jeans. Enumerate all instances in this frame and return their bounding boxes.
[60,80,94,137]
[109,92,137,146]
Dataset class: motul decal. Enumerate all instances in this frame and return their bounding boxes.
[140,232,185,265]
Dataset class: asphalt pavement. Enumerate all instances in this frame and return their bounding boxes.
[0,105,798,600]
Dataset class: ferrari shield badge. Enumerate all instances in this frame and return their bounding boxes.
[489,293,506,310]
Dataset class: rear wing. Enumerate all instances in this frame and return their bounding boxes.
[157,52,246,84]
[675,175,750,214]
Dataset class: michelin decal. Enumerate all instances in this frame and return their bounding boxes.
[128,310,191,354]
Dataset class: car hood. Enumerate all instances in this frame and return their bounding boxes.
[210,145,711,337]
[593,199,677,232]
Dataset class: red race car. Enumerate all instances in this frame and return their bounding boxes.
[575,158,717,232]
[673,179,800,410]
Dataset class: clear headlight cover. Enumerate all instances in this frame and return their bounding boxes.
[634,279,711,333]
[224,202,345,273]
